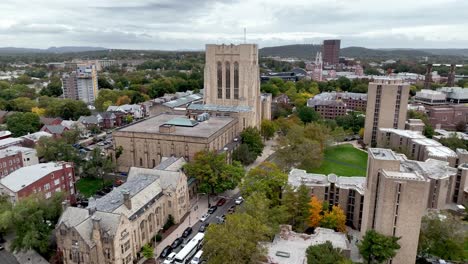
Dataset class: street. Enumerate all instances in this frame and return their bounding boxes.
[0,250,19,264]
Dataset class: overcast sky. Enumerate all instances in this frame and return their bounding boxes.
[0,0,467,50]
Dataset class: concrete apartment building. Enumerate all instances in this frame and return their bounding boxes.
[62,64,98,104]
[322,39,341,66]
[363,78,410,146]
[414,89,447,105]
[360,148,432,264]
[0,162,75,204]
[289,169,366,230]
[113,114,238,172]
[187,44,271,131]
[56,158,189,264]
[0,146,38,178]
[307,92,367,119]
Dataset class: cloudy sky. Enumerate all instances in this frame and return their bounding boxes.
[0,0,467,50]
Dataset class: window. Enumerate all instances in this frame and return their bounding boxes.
[54,179,60,186]
[152,159,156,168]
[45,192,52,199]
[217,61,222,99]
[234,62,239,99]
[225,62,231,99]
[55,187,61,193]
[139,158,143,166]
[168,201,172,208]
[44,183,50,191]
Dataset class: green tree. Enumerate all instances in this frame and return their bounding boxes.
[183,151,245,195]
[337,77,352,91]
[141,244,154,259]
[439,133,468,150]
[297,106,320,123]
[82,148,115,187]
[232,144,257,166]
[260,119,276,140]
[11,97,37,112]
[40,79,63,97]
[203,213,270,264]
[240,127,264,157]
[3,192,65,255]
[306,241,348,264]
[6,112,41,136]
[36,137,81,164]
[240,162,287,206]
[358,230,401,264]
[418,212,466,261]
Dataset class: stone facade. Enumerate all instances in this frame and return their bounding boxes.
[112,114,238,172]
[363,78,410,146]
[56,158,189,264]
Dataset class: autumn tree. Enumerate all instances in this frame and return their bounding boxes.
[240,162,287,206]
[116,95,131,105]
[308,196,323,228]
[359,230,400,264]
[183,151,245,195]
[320,205,347,232]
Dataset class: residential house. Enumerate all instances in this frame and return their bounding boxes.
[41,125,69,138]
[78,115,103,129]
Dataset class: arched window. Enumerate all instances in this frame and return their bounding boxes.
[225,62,231,99]
[234,62,239,99]
[217,62,222,99]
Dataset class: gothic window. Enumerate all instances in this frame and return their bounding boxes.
[234,62,239,99]
[217,62,222,99]
[225,62,231,99]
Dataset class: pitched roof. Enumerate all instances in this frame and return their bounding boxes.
[42,125,67,135]
[39,116,62,125]
[78,115,100,124]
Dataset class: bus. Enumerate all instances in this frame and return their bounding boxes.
[174,232,205,264]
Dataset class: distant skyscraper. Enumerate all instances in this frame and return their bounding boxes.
[363,78,410,146]
[312,52,323,81]
[424,64,433,90]
[62,64,98,104]
[322,39,341,66]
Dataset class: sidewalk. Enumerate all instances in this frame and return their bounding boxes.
[246,137,277,171]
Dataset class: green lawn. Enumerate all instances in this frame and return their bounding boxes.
[76,177,113,197]
[309,144,368,176]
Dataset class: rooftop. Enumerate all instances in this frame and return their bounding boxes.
[263,225,349,264]
[399,158,456,180]
[163,93,203,108]
[116,114,236,138]
[288,169,365,195]
[187,103,252,113]
[369,148,399,160]
[0,146,36,159]
[165,117,198,127]
[21,131,52,142]
[379,128,426,139]
[0,137,23,148]
[0,162,72,192]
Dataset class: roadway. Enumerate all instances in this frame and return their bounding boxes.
[0,250,19,264]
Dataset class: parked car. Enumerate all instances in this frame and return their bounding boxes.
[216,198,226,206]
[216,215,226,224]
[163,252,176,264]
[207,206,218,214]
[190,250,203,264]
[171,237,183,249]
[199,223,210,233]
[200,213,210,222]
[235,196,244,205]
[182,227,193,238]
[159,246,173,258]
[227,205,236,214]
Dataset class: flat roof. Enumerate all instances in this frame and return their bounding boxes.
[0,162,72,192]
[0,137,23,147]
[0,146,36,159]
[369,148,398,160]
[187,103,252,113]
[116,114,236,138]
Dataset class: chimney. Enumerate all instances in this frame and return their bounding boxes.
[91,215,101,231]
[122,190,131,209]
[447,64,456,87]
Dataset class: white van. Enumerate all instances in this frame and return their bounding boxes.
[163,252,176,264]
[190,250,203,264]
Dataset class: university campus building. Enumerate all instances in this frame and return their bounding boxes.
[55,157,189,264]
[113,44,271,172]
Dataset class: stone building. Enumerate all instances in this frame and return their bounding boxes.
[187,44,271,131]
[426,104,468,130]
[363,78,410,146]
[112,113,238,172]
[307,92,367,119]
[56,159,189,264]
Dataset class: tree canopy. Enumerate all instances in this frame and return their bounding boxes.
[6,112,41,137]
[183,151,245,195]
[306,241,350,264]
[358,230,401,264]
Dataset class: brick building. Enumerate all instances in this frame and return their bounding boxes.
[307,92,367,119]
[426,105,468,130]
[0,146,39,178]
[0,162,75,203]
[322,39,341,66]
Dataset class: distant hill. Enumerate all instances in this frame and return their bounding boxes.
[0,46,108,54]
[259,44,468,60]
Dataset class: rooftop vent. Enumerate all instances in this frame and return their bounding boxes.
[196,113,210,122]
